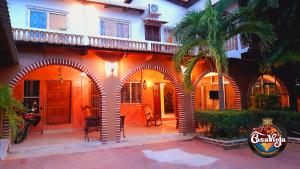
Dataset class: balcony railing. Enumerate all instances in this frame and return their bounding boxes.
[151,42,179,54]
[88,36,148,51]
[12,28,243,55]
[225,35,238,51]
[12,28,84,46]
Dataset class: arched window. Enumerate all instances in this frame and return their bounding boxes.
[250,74,289,108]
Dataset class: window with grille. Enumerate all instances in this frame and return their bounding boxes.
[100,18,130,38]
[121,82,141,103]
[91,83,101,116]
[29,8,67,31]
[23,80,40,111]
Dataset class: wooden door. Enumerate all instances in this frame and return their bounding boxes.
[46,81,71,125]
[153,83,161,117]
[145,25,160,42]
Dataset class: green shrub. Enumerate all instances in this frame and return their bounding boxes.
[253,94,280,110]
[195,110,300,140]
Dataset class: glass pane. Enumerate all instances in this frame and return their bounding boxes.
[116,23,129,38]
[131,83,141,103]
[121,83,130,103]
[164,29,173,43]
[101,20,116,37]
[24,80,40,97]
[30,10,47,29]
[49,13,67,31]
[100,20,105,36]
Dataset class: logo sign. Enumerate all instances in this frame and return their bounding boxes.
[248,118,287,158]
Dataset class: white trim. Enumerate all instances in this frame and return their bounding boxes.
[27,6,68,32]
[99,16,132,39]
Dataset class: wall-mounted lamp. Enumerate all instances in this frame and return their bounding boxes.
[143,80,147,89]
[105,62,118,77]
[296,78,300,87]
[181,65,187,75]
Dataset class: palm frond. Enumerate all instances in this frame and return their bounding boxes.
[0,85,25,139]
[183,55,203,91]
[173,39,207,72]
[233,21,276,51]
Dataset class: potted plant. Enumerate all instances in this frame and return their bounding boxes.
[0,85,24,160]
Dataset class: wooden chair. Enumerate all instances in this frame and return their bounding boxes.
[81,106,101,142]
[144,104,162,127]
[120,115,125,138]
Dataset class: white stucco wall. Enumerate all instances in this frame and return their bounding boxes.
[7,0,186,41]
[7,0,247,58]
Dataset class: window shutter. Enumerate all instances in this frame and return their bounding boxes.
[49,13,67,31]
[30,10,47,29]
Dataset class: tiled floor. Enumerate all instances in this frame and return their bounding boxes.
[8,120,178,159]
[2,139,300,169]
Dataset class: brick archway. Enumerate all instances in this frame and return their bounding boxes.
[192,70,243,110]
[8,58,108,143]
[247,74,290,109]
[191,70,243,130]
[115,65,186,141]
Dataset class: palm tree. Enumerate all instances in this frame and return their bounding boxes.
[173,0,276,110]
[0,85,24,139]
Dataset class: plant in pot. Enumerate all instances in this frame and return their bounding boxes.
[0,85,25,160]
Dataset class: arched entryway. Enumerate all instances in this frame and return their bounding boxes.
[8,58,108,143]
[192,71,242,111]
[191,70,243,130]
[248,74,290,109]
[115,65,186,141]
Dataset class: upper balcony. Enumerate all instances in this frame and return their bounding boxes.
[12,28,247,56]
[12,28,180,55]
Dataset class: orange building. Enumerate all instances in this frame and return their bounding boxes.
[0,0,298,144]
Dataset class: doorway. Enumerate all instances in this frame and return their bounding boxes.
[46,80,71,125]
[120,70,178,138]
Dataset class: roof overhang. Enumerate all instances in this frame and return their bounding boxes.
[166,0,199,8]
[84,0,146,13]
[0,0,18,65]
[143,19,168,26]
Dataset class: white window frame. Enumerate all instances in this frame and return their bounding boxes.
[27,6,68,32]
[99,17,131,39]
[163,26,175,44]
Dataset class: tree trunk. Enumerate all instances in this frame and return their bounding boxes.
[218,73,225,110]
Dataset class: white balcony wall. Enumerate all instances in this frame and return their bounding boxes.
[8,0,186,42]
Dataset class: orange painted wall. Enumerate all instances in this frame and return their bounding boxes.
[13,65,92,130]
[194,75,236,111]
[120,70,176,126]
[1,46,187,140]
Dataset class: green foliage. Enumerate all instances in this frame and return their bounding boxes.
[195,110,300,140]
[0,85,25,139]
[253,94,280,110]
[173,0,276,91]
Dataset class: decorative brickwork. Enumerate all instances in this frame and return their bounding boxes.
[115,65,186,142]
[8,58,108,143]
[191,70,243,130]
[246,74,290,109]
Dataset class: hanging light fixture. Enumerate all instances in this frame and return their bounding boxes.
[58,66,64,83]
[143,80,147,89]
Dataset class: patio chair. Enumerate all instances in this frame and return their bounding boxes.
[81,106,101,142]
[120,115,125,138]
[144,104,162,127]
